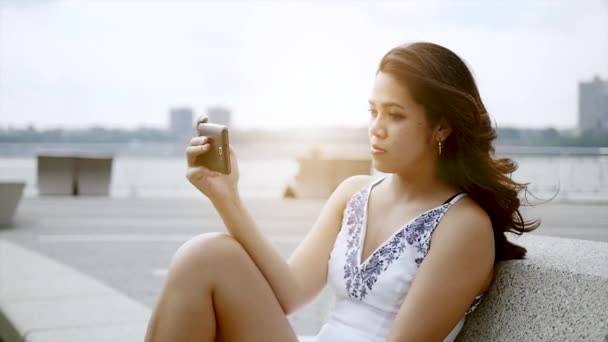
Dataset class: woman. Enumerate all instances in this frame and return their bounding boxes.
[144,41,539,342]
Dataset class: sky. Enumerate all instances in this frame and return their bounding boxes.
[0,0,607,130]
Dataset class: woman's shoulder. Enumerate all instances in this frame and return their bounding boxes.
[340,175,378,196]
[448,195,491,225]
[437,194,494,252]
[331,175,377,205]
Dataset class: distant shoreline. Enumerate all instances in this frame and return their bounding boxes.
[1,142,608,159]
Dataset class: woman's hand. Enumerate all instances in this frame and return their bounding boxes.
[185,116,240,202]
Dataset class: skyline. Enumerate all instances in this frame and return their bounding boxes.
[0,0,607,130]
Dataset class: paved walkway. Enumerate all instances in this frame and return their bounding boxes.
[0,196,606,341]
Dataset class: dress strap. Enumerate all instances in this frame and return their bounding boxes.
[443,192,467,205]
[370,176,387,188]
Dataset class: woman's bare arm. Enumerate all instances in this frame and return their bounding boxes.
[212,175,372,315]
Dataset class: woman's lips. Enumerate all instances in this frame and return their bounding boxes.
[371,145,386,153]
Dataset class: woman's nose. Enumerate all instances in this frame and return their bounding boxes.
[369,117,386,139]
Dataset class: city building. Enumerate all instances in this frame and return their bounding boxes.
[206,106,232,128]
[169,106,194,142]
[579,75,608,130]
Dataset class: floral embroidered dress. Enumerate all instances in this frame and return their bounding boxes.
[310,176,483,342]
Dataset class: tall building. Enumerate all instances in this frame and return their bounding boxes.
[206,106,232,128]
[579,76,608,130]
[169,106,194,142]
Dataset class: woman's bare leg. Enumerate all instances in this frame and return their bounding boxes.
[144,232,299,342]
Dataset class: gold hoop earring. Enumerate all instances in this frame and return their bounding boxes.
[438,140,442,155]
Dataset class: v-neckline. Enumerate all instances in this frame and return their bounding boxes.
[357,177,451,268]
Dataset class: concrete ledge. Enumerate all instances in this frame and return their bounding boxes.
[0,239,149,342]
[26,323,149,342]
[457,234,608,341]
[0,182,25,225]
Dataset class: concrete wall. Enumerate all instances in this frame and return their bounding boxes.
[37,156,76,196]
[76,157,113,196]
[292,158,372,199]
[37,155,113,196]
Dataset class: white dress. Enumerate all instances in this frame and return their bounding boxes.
[307,176,483,342]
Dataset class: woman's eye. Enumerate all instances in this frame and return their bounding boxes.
[389,113,404,119]
[368,109,378,117]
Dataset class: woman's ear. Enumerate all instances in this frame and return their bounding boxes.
[434,119,452,142]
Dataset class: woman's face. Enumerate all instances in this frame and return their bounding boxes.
[368,71,437,174]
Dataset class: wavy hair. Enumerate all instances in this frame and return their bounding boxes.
[379,42,539,261]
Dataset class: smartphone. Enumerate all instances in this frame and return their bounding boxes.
[196,123,231,175]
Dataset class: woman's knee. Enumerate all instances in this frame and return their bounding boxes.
[171,232,247,273]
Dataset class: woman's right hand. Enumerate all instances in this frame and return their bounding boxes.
[185,116,240,203]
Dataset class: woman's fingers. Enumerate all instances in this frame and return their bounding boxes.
[186,143,210,151]
[189,136,208,146]
[194,116,209,136]
[186,144,210,165]
[186,144,210,155]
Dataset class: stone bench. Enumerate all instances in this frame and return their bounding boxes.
[298,234,608,341]
[0,182,25,225]
[456,234,608,341]
[37,154,113,196]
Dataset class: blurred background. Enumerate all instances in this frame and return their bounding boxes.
[1,0,607,200]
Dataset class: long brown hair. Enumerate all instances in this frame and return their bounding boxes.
[379,42,539,261]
